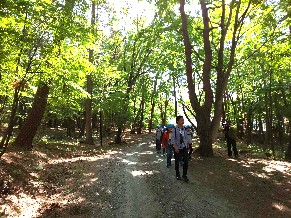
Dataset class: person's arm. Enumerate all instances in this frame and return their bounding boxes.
[171,128,179,153]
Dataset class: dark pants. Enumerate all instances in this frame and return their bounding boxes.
[188,144,193,158]
[174,147,188,177]
[166,145,173,166]
[227,138,238,157]
[156,139,161,152]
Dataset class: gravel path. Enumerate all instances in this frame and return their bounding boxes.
[42,136,246,218]
[77,137,246,218]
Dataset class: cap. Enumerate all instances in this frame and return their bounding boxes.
[166,124,175,129]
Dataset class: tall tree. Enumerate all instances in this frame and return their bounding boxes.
[84,1,95,145]
[14,83,50,149]
[179,0,256,156]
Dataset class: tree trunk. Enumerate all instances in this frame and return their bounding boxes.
[148,76,158,133]
[179,0,250,157]
[131,95,137,134]
[160,99,168,127]
[115,127,122,144]
[0,95,8,124]
[148,101,155,133]
[285,121,291,161]
[0,87,21,158]
[196,113,213,157]
[84,1,95,145]
[17,100,26,128]
[246,103,253,145]
[84,75,94,144]
[137,94,145,134]
[180,0,213,156]
[274,92,284,151]
[14,83,50,150]
[77,112,85,138]
[222,91,227,125]
[264,71,274,153]
[269,69,274,155]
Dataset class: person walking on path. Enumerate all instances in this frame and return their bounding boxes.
[161,126,167,156]
[185,125,193,160]
[162,124,174,167]
[172,116,189,182]
[224,120,238,158]
[155,125,162,153]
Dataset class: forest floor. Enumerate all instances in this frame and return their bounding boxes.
[1,131,291,218]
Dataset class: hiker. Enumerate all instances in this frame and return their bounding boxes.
[185,125,193,159]
[162,124,174,167]
[224,120,238,158]
[155,125,162,153]
[172,116,189,182]
[161,126,167,156]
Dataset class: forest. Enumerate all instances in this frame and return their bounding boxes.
[0,0,291,217]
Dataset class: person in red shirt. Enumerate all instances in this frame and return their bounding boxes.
[162,124,175,168]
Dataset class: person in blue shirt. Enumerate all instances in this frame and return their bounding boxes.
[171,116,189,182]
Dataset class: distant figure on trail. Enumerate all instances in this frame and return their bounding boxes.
[185,125,193,160]
[224,120,238,158]
[172,116,189,182]
[162,124,174,167]
[155,125,162,153]
[161,126,167,156]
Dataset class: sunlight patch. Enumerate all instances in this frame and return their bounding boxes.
[263,163,291,176]
[139,151,154,155]
[90,178,98,182]
[49,156,104,164]
[139,142,147,146]
[125,152,139,156]
[106,188,112,194]
[272,202,291,212]
[131,170,159,177]
[108,150,122,155]
[7,193,42,217]
[122,159,137,165]
[249,171,270,179]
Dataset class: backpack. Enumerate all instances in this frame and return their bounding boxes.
[228,126,237,140]
[174,126,186,144]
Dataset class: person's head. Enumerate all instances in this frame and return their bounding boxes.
[176,115,184,126]
[166,124,174,132]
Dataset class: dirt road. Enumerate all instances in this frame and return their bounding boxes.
[42,136,245,218]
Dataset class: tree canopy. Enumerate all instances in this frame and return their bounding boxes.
[0,0,290,159]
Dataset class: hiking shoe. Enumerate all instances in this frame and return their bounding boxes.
[176,175,182,180]
[182,176,189,182]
